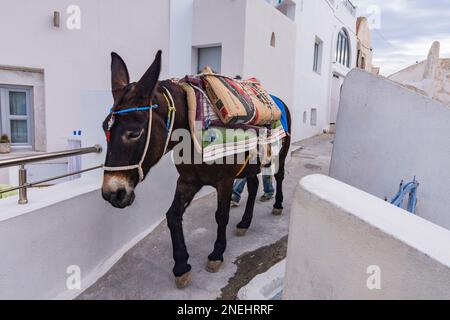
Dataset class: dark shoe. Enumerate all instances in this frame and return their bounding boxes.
[260,193,274,202]
[231,197,240,207]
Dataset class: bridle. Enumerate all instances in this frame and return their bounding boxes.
[103,86,176,182]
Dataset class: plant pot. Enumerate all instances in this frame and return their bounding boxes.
[0,143,11,154]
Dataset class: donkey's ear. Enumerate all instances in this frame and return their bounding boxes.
[137,50,162,98]
[111,52,130,101]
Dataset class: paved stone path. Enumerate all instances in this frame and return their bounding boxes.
[78,134,334,300]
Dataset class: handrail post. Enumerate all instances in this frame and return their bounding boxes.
[18,164,28,205]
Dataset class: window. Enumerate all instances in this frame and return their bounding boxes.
[310,108,317,126]
[0,86,33,147]
[336,29,350,68]
[270,32,276,47]
[197,46,222,74]
[313,37,323,74]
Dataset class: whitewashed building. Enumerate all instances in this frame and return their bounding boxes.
[0,0,299,184]
[172,0,358,141]
[0,0,357,157]
[292,0,357,138]
[389,41,450,107]
[0,0,359,299]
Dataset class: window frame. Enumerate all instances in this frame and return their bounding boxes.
[0,85,34,149]
[336,29,350,68]
[197,45,222,74]
[313,37,323,74]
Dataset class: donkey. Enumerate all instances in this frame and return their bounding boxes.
[101,51,291,288]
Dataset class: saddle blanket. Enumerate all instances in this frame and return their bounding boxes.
[202,121,286,163]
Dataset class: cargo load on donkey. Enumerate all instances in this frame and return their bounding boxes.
[201,68,282,125]
[177,67,287,162]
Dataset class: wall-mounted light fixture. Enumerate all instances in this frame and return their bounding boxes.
[53,11,60,28]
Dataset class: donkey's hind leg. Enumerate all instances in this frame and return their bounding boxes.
[273,136,290,215]
[272,167,285,216]
[206,177,234,273]
[167,177,201,288]
[236,175,259,236]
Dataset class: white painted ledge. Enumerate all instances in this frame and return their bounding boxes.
[0,156,178,299]
[0,176,101,223]
[237,260,286,300]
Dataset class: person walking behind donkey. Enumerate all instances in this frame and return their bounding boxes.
[230,175,274,207]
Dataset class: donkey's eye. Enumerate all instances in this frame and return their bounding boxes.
[126,130,143,140]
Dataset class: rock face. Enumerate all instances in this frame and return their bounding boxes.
[389,41,450,107]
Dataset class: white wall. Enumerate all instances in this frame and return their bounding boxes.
[192,0,296,108]
[291,0,357,141]
[192,0,247,77]
[284,174,450,300]
[169,0,194,78]
[0,0,170,152]
[330,69,450,230]
[0,156,178,300]
[243,0,296,107]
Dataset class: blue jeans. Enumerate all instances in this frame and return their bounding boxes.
[232,176,275,203]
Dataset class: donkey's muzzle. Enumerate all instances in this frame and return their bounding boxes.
[102,188,135,208]
[102,172,136,208]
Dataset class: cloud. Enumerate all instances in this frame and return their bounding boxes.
[353,0,450,75]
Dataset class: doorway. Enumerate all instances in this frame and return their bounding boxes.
[329,74,343,124]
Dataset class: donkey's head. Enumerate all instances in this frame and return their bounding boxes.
[102,51,167,208]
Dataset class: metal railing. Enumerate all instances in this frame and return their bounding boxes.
[0,145,103,204]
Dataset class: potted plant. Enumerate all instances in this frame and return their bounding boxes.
[0,134,11,154]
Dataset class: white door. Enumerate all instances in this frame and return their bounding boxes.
[329,74,343,124]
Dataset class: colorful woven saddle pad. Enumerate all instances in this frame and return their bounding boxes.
[202,121,286,163]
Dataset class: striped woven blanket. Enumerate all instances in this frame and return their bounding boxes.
[202,121,286,162]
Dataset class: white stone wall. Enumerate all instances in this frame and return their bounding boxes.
[284,174,450,300]
[330,69,450,230]
[191,0,296,110]
[0,156,178,299]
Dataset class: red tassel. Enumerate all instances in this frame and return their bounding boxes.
[106,131,111,142]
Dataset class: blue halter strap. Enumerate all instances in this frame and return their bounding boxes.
[110,104,159,115]
[104,86,176,181]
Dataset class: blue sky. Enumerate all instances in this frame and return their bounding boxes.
[352,0,450,75]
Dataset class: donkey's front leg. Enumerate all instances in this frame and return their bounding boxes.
[236,175,259,236]
[206,178,234,273]
[167,178,200,288]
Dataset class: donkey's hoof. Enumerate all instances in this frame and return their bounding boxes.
[175,271,192,289]
[206,260,223,273]
[272,208,283,216]
[236,228,248,237]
